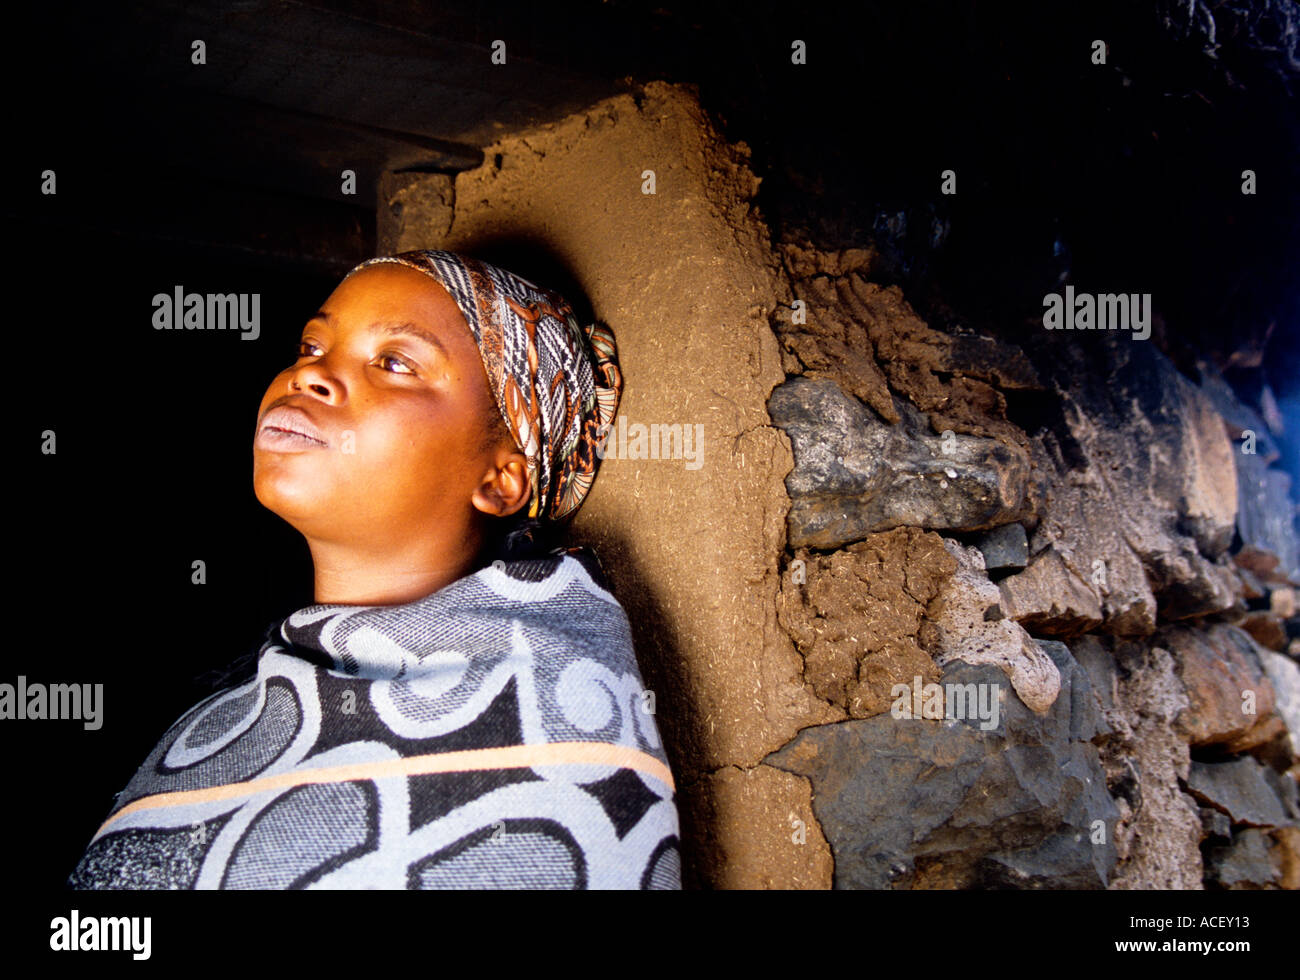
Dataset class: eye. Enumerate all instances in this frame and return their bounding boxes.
[375,352,417,374]
[289,339,417,375]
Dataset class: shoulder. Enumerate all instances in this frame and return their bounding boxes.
[555,544,617,594]
[485,544,620,601]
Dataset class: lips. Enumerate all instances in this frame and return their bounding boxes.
[256,404,330,448]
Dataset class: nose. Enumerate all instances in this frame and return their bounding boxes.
[287,358,342,401]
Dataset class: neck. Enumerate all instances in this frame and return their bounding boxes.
[305,531,485,605]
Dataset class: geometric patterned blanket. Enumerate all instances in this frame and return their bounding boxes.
[69,550,680,889]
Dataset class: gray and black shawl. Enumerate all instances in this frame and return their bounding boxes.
[70,550,680,889]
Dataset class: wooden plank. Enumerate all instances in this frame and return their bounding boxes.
[140,83,484,201]
[115,0,621,147]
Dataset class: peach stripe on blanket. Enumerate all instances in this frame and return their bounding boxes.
[96,740,676,839]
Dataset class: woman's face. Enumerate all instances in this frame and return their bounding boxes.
[253,263,522,548]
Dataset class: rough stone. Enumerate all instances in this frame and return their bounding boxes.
[1148,558,1242,622]
[1234,544,1286,582]
[1204,829,1281,889]
[1186,757,1291,828]
[1038,639,1108,742]
[778,528,956,718]
[769,376,1034,549]
[925,537,1061,714]
[998,546,1106,637]
[1260,762,1300,822]
[1240,610,1288,651]
[765,657,1120,889]
[1163,624,1284,752]
[1260,650,1300,758]
[998,463,1158,638]
[972,522,1029,576]
[1070,635,1118,719]
[1070,637,1205,889]
[978,832,1117,890]
[1017,333,1241,628]
[1237,565,1268,601]
[1063,336,1238,558]
[1199,360,1300,579]
[1199,805,1233,841]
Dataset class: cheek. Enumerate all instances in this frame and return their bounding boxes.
[351,404,468,477]
[256,374,288,416]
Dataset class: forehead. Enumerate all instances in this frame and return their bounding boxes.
[324,264,473,342]
[332,263,458,314]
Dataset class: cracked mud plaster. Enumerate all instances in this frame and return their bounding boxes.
[779,527,958,719]
[680,763,833,889]
[773,242,1039,456]
[380,81,840,886]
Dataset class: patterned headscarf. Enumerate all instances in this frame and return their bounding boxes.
[343,250,622,523]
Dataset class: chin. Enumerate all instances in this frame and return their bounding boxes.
[253,465,327,529]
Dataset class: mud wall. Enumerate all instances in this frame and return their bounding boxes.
[377,81,1300,889]
[379,81,837,887]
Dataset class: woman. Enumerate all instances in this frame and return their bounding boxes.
[70,250,681,889]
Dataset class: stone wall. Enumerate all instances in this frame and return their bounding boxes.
[767,248,1300,889]
[377,81,1300,888]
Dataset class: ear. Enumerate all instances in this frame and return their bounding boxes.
[470,450,531,519]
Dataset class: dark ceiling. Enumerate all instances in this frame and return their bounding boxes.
[11,0,1300,380]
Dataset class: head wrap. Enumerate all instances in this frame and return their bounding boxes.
[343,250,622,523]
